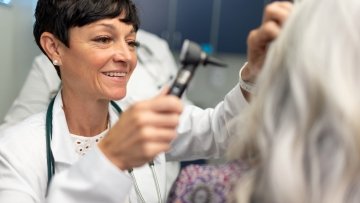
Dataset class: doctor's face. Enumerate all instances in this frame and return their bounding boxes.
[59,14,138,101]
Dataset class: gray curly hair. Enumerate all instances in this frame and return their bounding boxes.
[227,0,360,202]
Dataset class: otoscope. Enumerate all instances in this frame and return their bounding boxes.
[167,39,227,97]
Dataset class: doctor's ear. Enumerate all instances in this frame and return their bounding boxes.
[40,32,63,66]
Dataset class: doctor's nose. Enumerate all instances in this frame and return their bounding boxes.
[113,41,135,63]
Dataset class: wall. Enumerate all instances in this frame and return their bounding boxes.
[0,5,14,119]
[133,0,264,53]
[0,0,40,121]
[186,54,246,108]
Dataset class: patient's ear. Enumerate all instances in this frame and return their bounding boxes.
[40,32,63,66]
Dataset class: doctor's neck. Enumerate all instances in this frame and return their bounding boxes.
[61,89,110,137]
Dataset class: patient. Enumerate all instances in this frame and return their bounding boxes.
[228,0,360,202]
[167,1,293,202]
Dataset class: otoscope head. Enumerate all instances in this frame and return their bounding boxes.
[179,39,227,67]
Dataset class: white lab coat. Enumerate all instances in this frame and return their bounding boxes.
[0,83,247,203]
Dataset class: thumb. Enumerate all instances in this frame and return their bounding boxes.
[157,85,170,97]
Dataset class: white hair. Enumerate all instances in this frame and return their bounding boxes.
[227,0,360,202]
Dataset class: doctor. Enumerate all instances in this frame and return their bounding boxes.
[0,0,247,203]
[0,29,187,197]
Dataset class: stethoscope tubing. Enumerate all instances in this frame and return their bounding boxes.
[45,97,162,202]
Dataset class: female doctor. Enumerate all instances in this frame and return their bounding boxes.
[0,0,247,203]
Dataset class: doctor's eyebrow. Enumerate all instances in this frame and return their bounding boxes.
[92,23,136,35]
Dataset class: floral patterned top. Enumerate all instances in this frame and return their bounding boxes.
[167,160,249,203]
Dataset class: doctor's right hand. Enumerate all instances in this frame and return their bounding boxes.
[98,92,183,171]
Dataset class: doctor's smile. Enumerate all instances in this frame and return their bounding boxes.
[101,70,130,84]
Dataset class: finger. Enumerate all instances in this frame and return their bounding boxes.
[130,110,181,129]
[248,21,281,49]
[134,96,183,114]
[141,142,172,159]
[157,85,170,96]
[276,1,293,11]
[263,2,293,26]
[137,126,177,143]
[259,21,281,43]
[128,142,172,165]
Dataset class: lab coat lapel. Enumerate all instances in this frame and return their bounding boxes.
[51,92,78,168]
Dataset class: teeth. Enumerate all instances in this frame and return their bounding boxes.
[104,72,126,77]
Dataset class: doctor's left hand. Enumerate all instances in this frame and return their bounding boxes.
[98,92,183,171]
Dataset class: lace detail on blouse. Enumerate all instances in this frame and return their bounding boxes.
[70,130,108,156]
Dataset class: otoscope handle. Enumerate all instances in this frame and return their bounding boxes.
[167,65,196,97]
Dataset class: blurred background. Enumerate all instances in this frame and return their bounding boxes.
[0,0,265,121]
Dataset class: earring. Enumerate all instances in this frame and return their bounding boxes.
[53,59,59,66]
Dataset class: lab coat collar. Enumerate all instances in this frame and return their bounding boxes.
[51,91,120,166]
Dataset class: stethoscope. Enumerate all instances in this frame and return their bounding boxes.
[45,96,163,203]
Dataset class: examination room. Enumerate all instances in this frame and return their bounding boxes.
[3,0,359,203]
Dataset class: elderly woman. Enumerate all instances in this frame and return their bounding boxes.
[227,0,360,202]
[0,0,248,202]
[166,2,293,202]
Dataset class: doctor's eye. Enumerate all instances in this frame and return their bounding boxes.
[128,40,140,48]
[93,36,113,44]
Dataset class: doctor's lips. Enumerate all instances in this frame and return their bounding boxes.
[103,71,127,77]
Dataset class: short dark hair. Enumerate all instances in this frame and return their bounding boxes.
[33,0,140,78]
